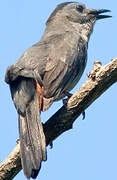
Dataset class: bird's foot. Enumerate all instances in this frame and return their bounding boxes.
[82,111,85,120]
[16,138,20,144]
[62,91,73,105]
[49,141,53,149]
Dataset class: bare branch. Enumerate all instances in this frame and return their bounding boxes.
[0,58,117,180]
[0,143,21,180]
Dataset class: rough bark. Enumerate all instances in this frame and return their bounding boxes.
[0,58,117,180]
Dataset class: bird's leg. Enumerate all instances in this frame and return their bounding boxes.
[36,80,44,112]
[62,91,73,105]
[64,91,73,98]
[63,91,86,119]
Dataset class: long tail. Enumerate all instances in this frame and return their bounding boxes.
[10,78,46,179]
[19,92,46,178]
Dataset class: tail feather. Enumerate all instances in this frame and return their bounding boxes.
[19,87,46,179]
[9,77,46,178]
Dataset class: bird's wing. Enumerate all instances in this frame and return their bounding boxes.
[42,33,87,100]
[6,32,87,102]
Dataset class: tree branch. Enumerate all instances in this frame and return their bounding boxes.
[0,58,117,180]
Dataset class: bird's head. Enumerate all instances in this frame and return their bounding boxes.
[47,2,111,24]
[46,2,111,40]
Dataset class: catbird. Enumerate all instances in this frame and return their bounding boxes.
[5,2,111,179]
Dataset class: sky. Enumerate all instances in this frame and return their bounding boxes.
[0,1,117,180]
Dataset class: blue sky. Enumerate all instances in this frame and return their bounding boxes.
[0,1,117,180]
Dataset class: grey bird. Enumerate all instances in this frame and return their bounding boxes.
[5,2,111,179]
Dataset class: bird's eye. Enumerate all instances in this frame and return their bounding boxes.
[76,5,84,13]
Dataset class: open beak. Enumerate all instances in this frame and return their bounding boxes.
[89,9,112,20]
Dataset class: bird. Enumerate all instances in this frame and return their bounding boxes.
[5,2,111,179]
